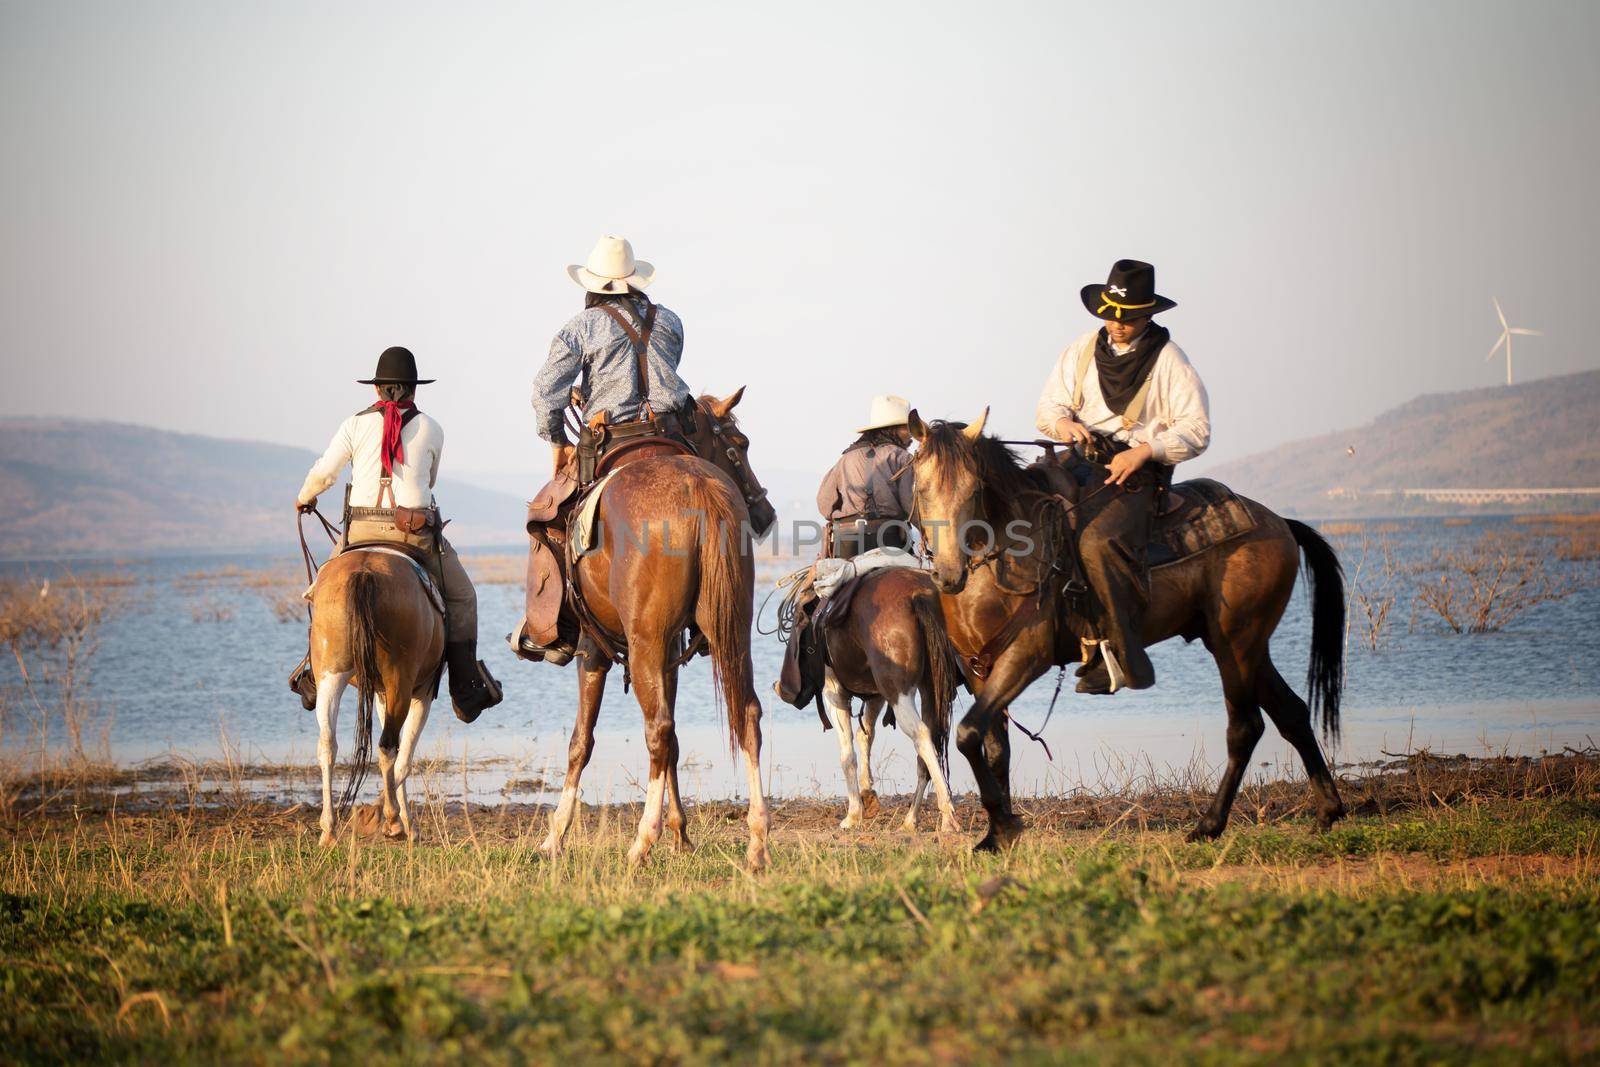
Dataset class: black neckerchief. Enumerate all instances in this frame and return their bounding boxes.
[1092,322,1170,414]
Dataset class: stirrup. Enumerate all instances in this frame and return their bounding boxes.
[289,656,317,711]
[506,619,575,667]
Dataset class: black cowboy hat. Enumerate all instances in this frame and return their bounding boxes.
[357,346,436,385]
[1079,259,1177,321]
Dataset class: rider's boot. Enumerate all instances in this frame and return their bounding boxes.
[289,653,317,710]
[446,640,503,723]
[507,617,577,667]
[1075,638,1156,694]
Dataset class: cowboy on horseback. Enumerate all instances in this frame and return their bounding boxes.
[1036,259,1210,693]
[289,346,503,722]
[513,235,704,665]
[777,394,919,709]
[816,394,917,559]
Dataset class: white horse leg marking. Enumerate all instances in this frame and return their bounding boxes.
[825,674,863,829]
[392,695,430,840]
[742,728,770,871]
[315,671,351,846]
[542,784,581,856]
[627,771,667,866]
[895,689,961,833]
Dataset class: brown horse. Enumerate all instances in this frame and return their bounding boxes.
[309,549,445,846]
[818,567,963,832]
[907,409,1347,852]
[537,391,777,870]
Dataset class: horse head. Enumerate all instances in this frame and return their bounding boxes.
[691,387,778,537]
[907,406,996,594]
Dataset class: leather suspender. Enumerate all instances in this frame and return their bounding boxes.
[596,297,660,419]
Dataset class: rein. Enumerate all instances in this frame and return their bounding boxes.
[296,506,342,623]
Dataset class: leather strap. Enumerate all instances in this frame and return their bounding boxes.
[596,298,659,419]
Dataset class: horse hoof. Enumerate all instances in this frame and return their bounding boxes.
[538,840,561,859]
[938,817,962,834]
[972,834,1001,854]
[1186,823,1223,843]
[860,790,881,818]
[745,844,769,872]
[671,835,696,854]
[901,813,919,832]
[318,830,335,848]
[839,813,862,831]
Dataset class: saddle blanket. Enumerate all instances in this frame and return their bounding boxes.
[573,468,622,554]
[813,547,923,599]
[1148,478,1259,569]
[303,545,447,618]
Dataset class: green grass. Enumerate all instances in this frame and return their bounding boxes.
[2,795,1598,1065]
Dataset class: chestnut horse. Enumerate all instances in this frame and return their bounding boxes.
[538,391,778,870]
[907,409,1347,852]
[309,549,444,845]
[819,567,962,832]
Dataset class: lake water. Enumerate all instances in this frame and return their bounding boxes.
[3,516,1597,804]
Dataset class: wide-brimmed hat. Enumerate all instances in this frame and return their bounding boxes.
[357,346,435,385]
[567,235,656,295]
[1079,259,1177,321]
[856,394,911,433]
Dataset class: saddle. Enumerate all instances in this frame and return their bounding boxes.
[520,428,695,650]
[1148,478,1259,568]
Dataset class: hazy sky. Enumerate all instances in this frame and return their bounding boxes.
[3,0,1597,489]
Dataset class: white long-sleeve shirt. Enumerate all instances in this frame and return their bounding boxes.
[1035,329,1211,464]
[297,409,444,509]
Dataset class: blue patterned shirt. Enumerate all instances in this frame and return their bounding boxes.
[532,297,692,443]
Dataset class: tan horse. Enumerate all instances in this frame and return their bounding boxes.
[908,409,1347,852]
[309,550,444,846]
[818,567,963,832]
[538,391,777,870]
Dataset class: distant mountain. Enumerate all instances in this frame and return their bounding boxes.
[0,419,527,558]
[1203,370,1600,516]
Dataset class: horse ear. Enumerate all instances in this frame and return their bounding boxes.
[962,406,989,440]
[907,409,929,443]
[710,386,746,419]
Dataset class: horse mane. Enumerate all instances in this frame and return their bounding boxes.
[919,420,1048,519]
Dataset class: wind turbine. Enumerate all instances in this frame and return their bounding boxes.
[1485,297,1543,385]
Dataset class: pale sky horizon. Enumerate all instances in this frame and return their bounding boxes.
[3,1,1597,490]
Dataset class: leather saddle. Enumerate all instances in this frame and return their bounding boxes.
[519,433,697,650]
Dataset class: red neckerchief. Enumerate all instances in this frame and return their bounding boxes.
[373,400,416,475]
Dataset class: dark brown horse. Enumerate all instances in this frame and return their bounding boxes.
[537,391,777,870]
[907,409,1347,852]
[818,566,962,832]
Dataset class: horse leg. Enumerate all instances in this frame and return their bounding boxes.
[739,692,770,872]
[856,697,882,818]
[1190,661,1266,842]
[824,673,864,829]
[1257,660,1347,830]
[955,640,1047,852]
[542,645,609,856]
[316,671,351,846]
[661,642,693,853]
[905,752,930,831]
[895,687,960,834]
[626,639,674,867]
[375,686,410,839]
[391,694,432,841]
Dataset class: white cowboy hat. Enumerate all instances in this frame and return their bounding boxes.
[856,394,911,433]
[566,235,656,295]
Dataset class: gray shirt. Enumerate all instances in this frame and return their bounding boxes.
[532,297,692,443]
[815,441,916,521]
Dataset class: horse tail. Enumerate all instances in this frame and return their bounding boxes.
[339,566,382,815]
[1287,519,1345,741]
[912,591,955,776]
[693,476,756,755]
